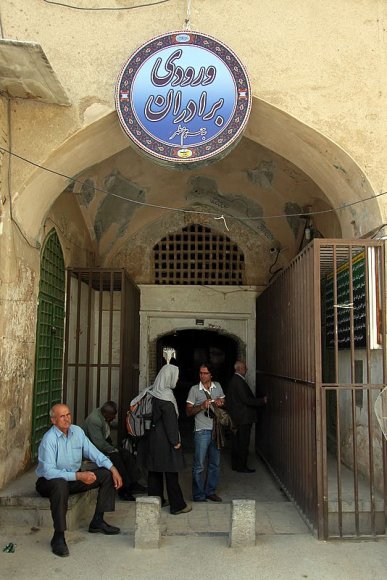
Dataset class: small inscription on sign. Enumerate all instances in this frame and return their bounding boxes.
[115,31,251,166]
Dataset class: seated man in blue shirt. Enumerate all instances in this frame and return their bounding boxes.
[36,404,123,557]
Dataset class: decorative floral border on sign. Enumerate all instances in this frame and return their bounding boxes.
[115,31,251,165]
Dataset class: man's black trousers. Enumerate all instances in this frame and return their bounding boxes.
[108,448,140,490]
[231,423,252,471]
[36,468,115,532]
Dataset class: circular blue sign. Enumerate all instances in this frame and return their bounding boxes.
[115,31,251,166]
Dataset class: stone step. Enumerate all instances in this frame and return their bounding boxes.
[0,467,97,531]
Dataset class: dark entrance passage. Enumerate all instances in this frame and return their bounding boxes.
[156,329,238,453]
[156,329,238,417]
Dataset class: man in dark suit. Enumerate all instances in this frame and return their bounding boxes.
[227,361,267,473]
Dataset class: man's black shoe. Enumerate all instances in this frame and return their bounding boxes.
[50,538,69,557]
[206,494,222,502]
[88,520,120,535]
[236,467,256,473]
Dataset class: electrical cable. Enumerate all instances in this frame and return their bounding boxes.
[185,0,191,30]
[0,145,386,223]
[0,3,4,38]
[43,0,172,11]
[269,248,280,274]
[268,247,283,282]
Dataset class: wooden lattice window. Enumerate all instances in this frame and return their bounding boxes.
[154,224,245,285]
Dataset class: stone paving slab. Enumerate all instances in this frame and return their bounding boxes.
[102,498,309,537]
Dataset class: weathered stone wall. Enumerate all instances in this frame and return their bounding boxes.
[0,121,95,486]
[0,127,41,486]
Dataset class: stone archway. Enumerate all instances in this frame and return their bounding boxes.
[12,98,382,248]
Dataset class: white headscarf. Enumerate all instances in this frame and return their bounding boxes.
[150,364,179,416]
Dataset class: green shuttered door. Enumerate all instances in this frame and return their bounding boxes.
[31,230,65,459]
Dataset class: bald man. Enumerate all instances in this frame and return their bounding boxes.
[36,404,122,557]
[227,362,267,473]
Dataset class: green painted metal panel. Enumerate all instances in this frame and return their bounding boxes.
[31,230,65,459]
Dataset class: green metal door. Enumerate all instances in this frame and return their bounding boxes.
[31,230,65,459]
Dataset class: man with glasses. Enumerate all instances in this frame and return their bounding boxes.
[36,404,122,557]
[186,364,225,502]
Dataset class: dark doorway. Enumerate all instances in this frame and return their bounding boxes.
[156,329,237,421]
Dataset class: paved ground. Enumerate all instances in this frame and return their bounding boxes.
[1,525,387,580]
[1,447,387,579]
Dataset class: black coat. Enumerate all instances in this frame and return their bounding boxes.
[226,374,265,426]
[147,398,185,473]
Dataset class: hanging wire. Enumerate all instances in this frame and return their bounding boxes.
[184,0,191,30]
[43,0,172,11]
[214,215,229,231]
[0,146,386,223]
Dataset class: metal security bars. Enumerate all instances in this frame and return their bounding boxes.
[256,239,386,539]
[153,224,245,285]
[63,269,140,443]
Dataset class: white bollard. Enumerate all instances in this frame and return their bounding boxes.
[134,496,161,549]
[229,499,256,548]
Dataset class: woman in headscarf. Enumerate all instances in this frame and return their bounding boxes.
[147,364,192,515]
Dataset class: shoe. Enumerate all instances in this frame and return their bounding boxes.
[206,494,222,502]
[88,520,120,535]
[130,483,148,494]
[193,498,207,502]
[118,491,136,501]
[162,499,170,507]
[50,538,69,557]
[236,467,256,473]
[171,504,192,515]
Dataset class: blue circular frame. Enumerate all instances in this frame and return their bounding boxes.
[115,31,251,165]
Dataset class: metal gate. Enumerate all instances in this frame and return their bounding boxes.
[256,239,386,539]
[63,269,140,443]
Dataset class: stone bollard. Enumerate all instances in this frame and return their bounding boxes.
[229,499,256,548]
[134,496,161,549]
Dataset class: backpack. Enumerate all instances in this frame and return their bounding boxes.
[125,387,154,437]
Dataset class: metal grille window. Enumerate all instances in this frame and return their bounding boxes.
[154,224,245,285]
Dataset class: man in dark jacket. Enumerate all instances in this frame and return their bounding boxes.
[83,401,144,501]
[227,361,267,473]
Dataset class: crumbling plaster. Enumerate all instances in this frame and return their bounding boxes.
[10,97,382,253]
[0,221,40,487]
[71,135,342,274]
[0,98,38,486]
[0,172,95,488]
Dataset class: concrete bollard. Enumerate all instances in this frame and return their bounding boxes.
[229,499,256,548]
[134,496,161,549]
